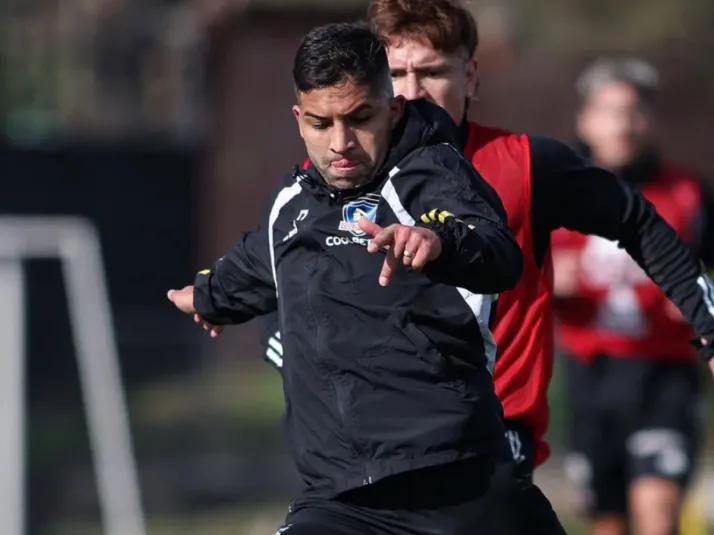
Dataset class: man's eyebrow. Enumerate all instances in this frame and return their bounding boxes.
[345,103,373,116]
[303,111,328,121]
[415,61,451,70]
[303,103,373,121]
[391,61,451,73]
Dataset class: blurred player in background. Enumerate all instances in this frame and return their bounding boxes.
[256,0,714,488]
[552,58,714,535]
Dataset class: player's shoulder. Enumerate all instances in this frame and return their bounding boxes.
[268,169,302,199]
[274,168,300,188]
[400,142,477,184]
[523,133,571,154]
[464,121,530,162]
[391,143,506,213]
[260,169,305,217]
[467,125,572,162]
[524,135,585,174]
[468,121,526,142]
[468,121,520,140]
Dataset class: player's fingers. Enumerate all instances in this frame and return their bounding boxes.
[379,247,400,287]
[402,232,423,267]
[168,287,195,314]
[358,218,383,239]
[411,241,432,271]
[367,226,395,253]
[194,314,218,333]
[167,289,185,307]
[210,326,223,338]
[391,227,411,260]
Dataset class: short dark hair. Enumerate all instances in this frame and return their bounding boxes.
[368,0,478,58]
[292,22,392,96]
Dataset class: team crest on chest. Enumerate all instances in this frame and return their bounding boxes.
[339,193,380,237]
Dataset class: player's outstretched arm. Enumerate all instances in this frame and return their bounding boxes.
[168,186,281,334]
[532,135,714,365]
[190,228,277,327]
[167,228,277,332]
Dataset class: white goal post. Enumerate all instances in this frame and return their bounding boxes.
[0,216,146,535]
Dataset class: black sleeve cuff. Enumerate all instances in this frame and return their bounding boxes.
[192,271,233,325]
[416,219,457,257]
[415,218,487,280]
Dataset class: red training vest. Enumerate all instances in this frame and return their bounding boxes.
[465,122,555,467]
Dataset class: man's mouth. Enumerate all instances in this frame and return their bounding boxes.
[331,158,359,169]
[330,158,362,176]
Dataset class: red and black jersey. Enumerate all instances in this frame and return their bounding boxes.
[458,123,714,467]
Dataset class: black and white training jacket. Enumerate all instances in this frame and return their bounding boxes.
[193,100,523,498]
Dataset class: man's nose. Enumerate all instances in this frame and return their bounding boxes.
[330,122,356,154]
[403,72,427,100]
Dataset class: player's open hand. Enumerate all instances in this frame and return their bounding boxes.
[359,219,442,287]
[167,285,223,338]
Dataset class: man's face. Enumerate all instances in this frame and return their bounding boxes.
[293,79,404,189]
[576,81,654,169]
[386,38,478,125]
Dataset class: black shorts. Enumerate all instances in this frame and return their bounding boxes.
[564,354,702,515]
[277,456,566,535]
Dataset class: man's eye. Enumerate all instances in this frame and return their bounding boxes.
[311,123,329,130]
[350,115,371,125]
[390,71,405,79]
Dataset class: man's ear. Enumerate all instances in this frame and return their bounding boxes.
[391,95,406,127]
[292,104,305,139]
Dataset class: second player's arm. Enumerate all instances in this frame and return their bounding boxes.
[531,136,714,361]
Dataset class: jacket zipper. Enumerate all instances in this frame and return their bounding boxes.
[306,231,365,481]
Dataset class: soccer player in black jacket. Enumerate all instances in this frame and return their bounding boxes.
[257,0,714,486]
[169,22,566,535]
